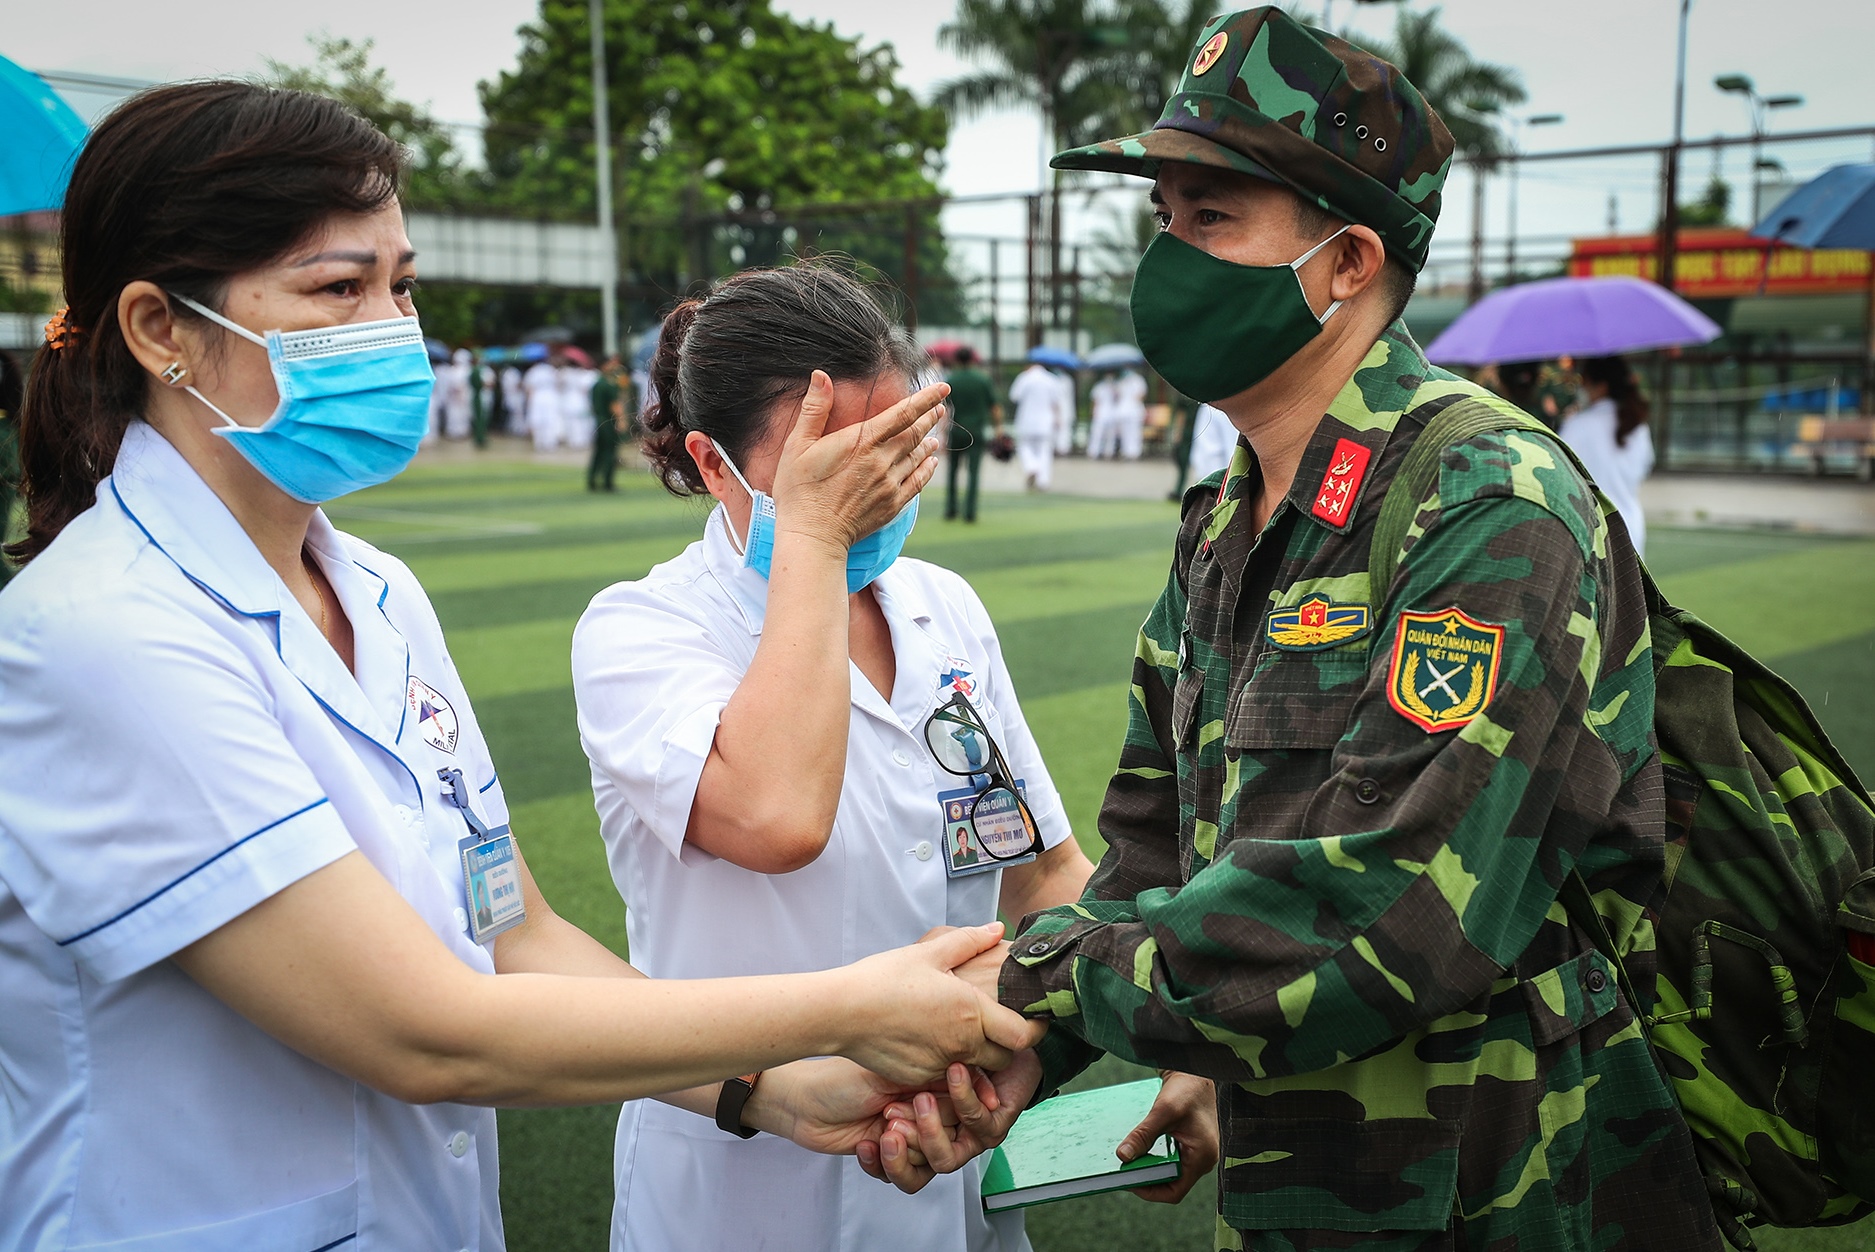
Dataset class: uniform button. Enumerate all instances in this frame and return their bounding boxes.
[454,907,469,931]
[448,1131,471,1157]
[1027,941,1051,956]
[1354,778,1382,805]
[394,804,414,826]
[892,749,912,767]
[1585,969,1608,994]
[914,841,934,861]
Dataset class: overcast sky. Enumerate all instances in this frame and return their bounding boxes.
[13,0,1874,295]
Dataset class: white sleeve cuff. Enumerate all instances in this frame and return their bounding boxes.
[59,798,357,984]
[647,700,728,860]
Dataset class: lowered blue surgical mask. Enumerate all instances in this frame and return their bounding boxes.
[170,293,435,503]
[712,439,917,594]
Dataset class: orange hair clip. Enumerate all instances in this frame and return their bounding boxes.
[44,307,83,352]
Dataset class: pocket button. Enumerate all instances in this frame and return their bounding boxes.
[1354,778,1382,805]
[1585,968,1608,994]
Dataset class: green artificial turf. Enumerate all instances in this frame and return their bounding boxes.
[329,456,1875,1252]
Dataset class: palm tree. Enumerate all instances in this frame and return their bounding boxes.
[935,0,1206,336]
[1353,6,1525,160]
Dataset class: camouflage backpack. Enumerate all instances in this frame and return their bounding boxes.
[1371,396,1875,1249]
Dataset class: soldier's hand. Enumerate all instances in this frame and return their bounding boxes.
[857,1051,1042,1193]
[1119,1071,1218,1205]
[952,939,1011,1003]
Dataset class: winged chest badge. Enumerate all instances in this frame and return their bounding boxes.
[1265,596,1372,651]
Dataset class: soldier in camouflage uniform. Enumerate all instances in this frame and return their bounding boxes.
[978,9,1721,1249]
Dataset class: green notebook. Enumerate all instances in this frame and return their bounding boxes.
[979,1079,1181,1212]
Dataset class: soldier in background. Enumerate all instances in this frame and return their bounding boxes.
[938,9,1718,1249]
[587,352,629,493]
[943,345,1000,522]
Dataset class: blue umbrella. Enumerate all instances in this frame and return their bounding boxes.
[1083,342,1145,370]
[1750,162,1875,250]
[633,323,661,370]
[518,341,550,363]
[424,337,452,364]
[1026,344,1081,369]
[0,55,89,216]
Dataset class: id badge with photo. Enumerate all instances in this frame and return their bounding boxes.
[438,766,526,945]
[458,828,525,945]
[938,782,1036,879]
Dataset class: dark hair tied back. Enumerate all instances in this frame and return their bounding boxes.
[1579,356,1650,447]
[9,81,402,565]
[637,262,925,497]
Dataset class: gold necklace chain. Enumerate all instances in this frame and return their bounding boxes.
[302,548,330,641]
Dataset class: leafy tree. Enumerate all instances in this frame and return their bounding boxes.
[477,0,958,324]
[1679,175,1732,227]
[263,36,473,208]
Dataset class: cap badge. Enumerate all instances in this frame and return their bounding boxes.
[1193,32,1228,75]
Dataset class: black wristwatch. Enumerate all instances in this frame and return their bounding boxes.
[715,1072,762,1139]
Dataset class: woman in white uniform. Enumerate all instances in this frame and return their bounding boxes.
[1558,355,1655,555]
[0,83,1037,1252]
[1007,361,1060,490]
[573,265,1203,1251]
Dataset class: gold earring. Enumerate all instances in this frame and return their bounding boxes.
[161,362,187,384]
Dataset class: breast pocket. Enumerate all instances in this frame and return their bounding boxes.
[1226,645,1370,751]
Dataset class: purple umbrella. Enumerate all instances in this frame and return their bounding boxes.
[1424,276,1722,366]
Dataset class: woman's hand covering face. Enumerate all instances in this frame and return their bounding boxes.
[768,369,946,553]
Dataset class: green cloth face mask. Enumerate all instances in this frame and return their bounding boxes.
[1130,224,1350,403]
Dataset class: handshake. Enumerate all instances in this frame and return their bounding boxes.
[725,923,1217,1203]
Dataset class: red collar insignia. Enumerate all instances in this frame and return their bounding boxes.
[1311,438,1372,528]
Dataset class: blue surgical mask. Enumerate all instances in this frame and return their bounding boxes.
[170,293,435,503]
[712,440,917,594]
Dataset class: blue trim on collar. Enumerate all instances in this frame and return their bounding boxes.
[57,797,332,946]
[113,477,424,805]
[349,555,412,743]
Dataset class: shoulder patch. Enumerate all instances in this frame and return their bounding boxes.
[1386,608,1505,733]
[1266,597,1371,651]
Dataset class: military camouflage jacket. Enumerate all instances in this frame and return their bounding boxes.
[1001,325,1720,1250]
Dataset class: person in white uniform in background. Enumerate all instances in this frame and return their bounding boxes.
[501,363,526,437]
[1185,400,1238,483]
[443,347,475,440]
[562,361,597,452]
[523,351,563,451]
[1087,369,1124,459]
[1007,359,1060,490]
[0,83,1041,1252]
[424,348,447,446]
[1113,367,1148,459]
[575,264,1209,1252]
[1051,366,1077,455]
[1558,354,1655,556]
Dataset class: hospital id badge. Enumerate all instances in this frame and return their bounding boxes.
[438,767,525,945]
[459,828,525,945]
[938,782,1036,879]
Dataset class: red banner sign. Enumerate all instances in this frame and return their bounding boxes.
[1568,228,1871,298]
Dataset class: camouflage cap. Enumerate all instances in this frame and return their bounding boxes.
[1053,6,1454,272]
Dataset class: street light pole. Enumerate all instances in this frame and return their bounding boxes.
[1716,74,1804,222]
[589,0,619,358]
[1659,0,1690,296]
[1655,0,1692,472]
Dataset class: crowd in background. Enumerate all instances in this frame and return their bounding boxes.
[409,336,1652,553]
